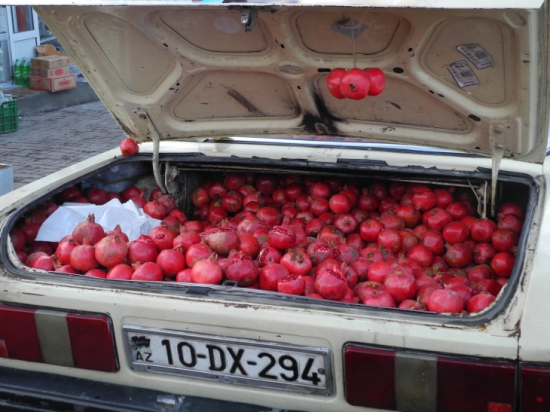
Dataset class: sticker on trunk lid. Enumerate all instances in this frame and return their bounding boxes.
[447,60,480,88]
[457,44,493,69]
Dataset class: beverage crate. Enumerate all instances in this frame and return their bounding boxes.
[0,101,18,134]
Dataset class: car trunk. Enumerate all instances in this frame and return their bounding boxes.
[1,145,537,315]
[0,143,540,410]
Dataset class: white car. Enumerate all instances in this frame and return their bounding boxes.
[0,1,548,411]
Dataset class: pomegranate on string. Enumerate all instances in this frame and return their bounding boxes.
[327,67,386,100]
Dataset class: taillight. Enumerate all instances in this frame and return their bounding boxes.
[520,364,550,411]
[344,344,516,412]
[0,304,117,372]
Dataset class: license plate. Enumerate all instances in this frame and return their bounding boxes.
[123,325,333,396]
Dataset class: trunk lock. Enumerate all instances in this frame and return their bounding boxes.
[241,8,258,32]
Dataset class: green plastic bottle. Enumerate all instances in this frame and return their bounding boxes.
[13,59,21,86]
[22,58,30,87]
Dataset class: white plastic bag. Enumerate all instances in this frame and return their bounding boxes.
[36,199,161,242]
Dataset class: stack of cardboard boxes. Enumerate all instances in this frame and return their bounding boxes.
[29,54,76,93]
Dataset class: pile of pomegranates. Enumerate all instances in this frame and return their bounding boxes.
[9,172,524,316]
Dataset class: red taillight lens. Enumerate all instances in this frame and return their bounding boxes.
[345,346,396,409]
[67,313,117,372]
[520,364,550,411]
[0,306,42,362]
[437,355,515,412]
[344,344,516,412]
[0,305,117,372]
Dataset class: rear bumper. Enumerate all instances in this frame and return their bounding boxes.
[0,366,296,412]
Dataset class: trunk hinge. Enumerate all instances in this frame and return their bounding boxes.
[136,112,167,195]
[241,8,258,32]
[490,130,506,218]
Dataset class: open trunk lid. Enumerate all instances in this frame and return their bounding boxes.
[33,0,550,164]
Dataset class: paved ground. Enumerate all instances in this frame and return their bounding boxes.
[0,101,125,188]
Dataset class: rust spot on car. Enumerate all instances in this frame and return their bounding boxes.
[223,302,260,310]
[113,116,135,137]
[476,324,488,332]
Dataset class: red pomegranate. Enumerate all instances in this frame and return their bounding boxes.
[315,269,348,300]
[224,173,246,191]
[238,233,261,257]
[442,221,470,245]
[185,243,214,268]
[175,268,193,283]
[259,263,289,291]
[256,247,282,267]
[94,235,128,268]
[105,225,129,243]
[329,194,352,215]
[107,264,134,280]
[149,223,176,251]
[422,208,453,231]
[72,214,105,245]
[406,245,433,267]
[204,228,238,256]
[225,257,259,286]
[128,235,158,264]
[490,252,515,277]
[55,237,80,266]
[444,243,473,268]
[268,218,296,250]
[31,255,55,271]
[277,274,306,295]
[132,262,163,281]
[470,219,496,243]
[84,187,107,205]
[70,240,99,272]
[85,268,108,278]
[156,246,186,277]
[421,230,445,256]
[427,289,463,313]
[384,271,417,303]
[143,200,167,220]
[280,249,312,276]
[473,242,497,265]
[491,229,519,252]
[497,203,524,220]
[497,214,523,233]
[412,191,436,212]
[467,293,496,313]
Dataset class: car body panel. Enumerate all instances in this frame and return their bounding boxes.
[0,141,544,410]
[32,3,550,163]
[517,154,550,363]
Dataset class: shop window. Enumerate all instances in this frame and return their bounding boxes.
[11,6,34,33]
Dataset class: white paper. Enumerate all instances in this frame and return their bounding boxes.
[35,199,161,242]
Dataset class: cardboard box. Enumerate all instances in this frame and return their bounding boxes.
[29,75,76,92]
[31,55,71,69]
[36,44,68,57]
[30,66,71,79]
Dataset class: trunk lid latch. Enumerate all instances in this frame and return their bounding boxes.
[241,8,259,32]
